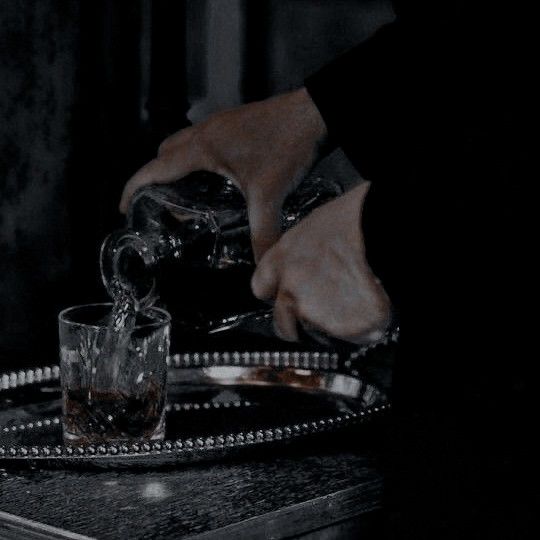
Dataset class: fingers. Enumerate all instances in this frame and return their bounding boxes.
[252,252,299,342]
[273,290,299,341]
[247,189,283,262]
[119,133,205,214]
[251,253,279,302]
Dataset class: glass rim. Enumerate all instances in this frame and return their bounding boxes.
[58,303,171,330]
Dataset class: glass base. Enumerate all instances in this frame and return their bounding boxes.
[62,410,166,446]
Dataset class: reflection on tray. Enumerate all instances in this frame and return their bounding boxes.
[0,349,392,468]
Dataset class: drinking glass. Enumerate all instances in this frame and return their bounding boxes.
[58,303,170,444]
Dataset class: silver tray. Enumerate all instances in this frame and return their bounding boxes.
[0,343,396,469]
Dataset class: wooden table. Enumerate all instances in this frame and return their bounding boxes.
[0,433,384,539]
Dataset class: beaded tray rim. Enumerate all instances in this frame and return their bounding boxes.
[0,343,396,467]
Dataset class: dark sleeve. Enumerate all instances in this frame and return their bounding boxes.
[305,0,534,448]
[304,6,459,183]
[304,5,460,303]
[304,1,531,294]
[305,5,535,535]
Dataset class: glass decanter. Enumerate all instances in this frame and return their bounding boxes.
[100,172,344,347]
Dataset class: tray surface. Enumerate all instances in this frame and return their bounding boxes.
[0,343,396,468]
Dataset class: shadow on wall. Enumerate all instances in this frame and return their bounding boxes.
[0,3,80,367]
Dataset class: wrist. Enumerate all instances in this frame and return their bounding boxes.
[312,183,369,249]
[293,87,328,147]
[341,183,371,244]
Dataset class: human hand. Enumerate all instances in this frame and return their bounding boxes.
[120,88,328,261]
[251,183,391,345]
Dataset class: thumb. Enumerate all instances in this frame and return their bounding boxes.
[246,188,284,263]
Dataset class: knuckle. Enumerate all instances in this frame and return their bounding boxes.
[250,264,274,299]
[294,291,391,344]
[280,268,303,293]
[158,127,198,156]
[277,287,297,307]
[369,290,392,326]
[278,250,309,279]
[185,129,209,160]
[157,136,176,156]
[251,278,266,300]
[342,307,391,342]
[268,237,290,261]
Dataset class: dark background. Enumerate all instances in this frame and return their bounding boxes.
[0,0,393,369]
